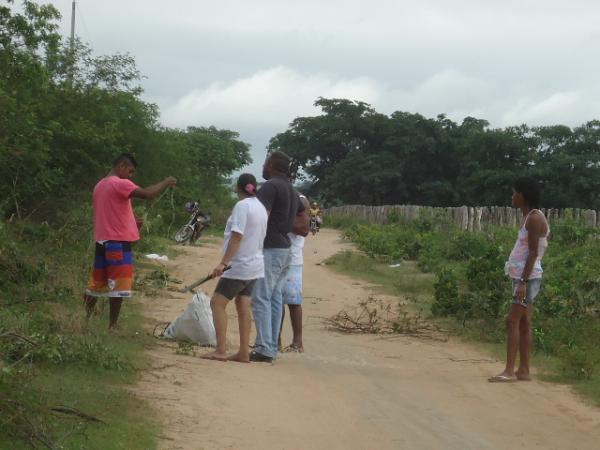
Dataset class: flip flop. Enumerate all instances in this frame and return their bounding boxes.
[488,374,517,383]
[200,354,228,362]
[227,357,250,364]
[282,345,304,353]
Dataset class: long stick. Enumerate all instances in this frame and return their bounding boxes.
[179,266,231,293]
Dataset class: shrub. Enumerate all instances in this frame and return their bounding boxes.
[432,268,460,317]
[551,220,595,245]
[339,217,600,386]
[558,346,600,380]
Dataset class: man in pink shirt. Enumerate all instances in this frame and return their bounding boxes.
[84,154,176,329]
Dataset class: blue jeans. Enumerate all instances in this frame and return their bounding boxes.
[252,248,291,358]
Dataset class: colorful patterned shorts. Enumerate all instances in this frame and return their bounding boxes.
[86,241,134,298]
[282,264,303,305]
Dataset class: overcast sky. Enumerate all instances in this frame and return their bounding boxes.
[50,0,600,174]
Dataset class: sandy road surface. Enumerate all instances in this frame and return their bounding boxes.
[134,229,600,450]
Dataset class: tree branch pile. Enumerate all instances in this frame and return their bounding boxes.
[325,296,448,341]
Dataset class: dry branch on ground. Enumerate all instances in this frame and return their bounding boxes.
[325,296,447,341]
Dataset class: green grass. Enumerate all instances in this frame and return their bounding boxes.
[1,219,163,449]
[325,251,435,307]
[0,299,159,450]
[135,234,182,258]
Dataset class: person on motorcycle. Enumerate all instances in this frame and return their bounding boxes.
[309,201,322,231]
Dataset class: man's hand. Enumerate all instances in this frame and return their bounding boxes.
[132,176,178,199]
[164,176,177,187]
[515,282,527,303]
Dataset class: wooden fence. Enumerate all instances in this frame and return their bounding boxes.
[324,205,599,231]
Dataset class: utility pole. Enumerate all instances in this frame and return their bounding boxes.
[70,1,76,50]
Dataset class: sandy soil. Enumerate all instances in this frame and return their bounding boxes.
[133,229,600,450]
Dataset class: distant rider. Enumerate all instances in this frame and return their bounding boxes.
[309,202,322,231]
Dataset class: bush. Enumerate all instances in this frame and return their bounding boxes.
[551,220,595,245]
[447,232,488,260]
[324,215,368,229]
[559,346,600,380]
[337,216,600,392]
[432,268,460,317]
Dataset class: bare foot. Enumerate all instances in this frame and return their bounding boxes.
[108,324,123,334]
[201,351,228,362]
[516,370,531,381]
[227,352,250,363]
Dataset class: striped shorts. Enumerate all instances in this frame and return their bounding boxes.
[86,241,134,298]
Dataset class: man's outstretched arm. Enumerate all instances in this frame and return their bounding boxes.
[131,176,177,199]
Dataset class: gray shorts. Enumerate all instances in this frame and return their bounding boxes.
[511,278,542,307]
[215,277,257,300]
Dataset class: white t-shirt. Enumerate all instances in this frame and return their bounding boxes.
[288,233,305,266]
[289,193,306,266]
[222,197,268,280]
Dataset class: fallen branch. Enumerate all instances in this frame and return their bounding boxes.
[153,322,170,338]
[325,296,448,341]
[1,397,56,450]
[0,332,37,346]
[50,405,106,424]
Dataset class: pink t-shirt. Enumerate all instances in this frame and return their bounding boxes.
[93,176,140,242]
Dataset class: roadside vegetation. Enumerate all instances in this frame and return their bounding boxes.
[270,98,600,209]
[1,1,245,448]
[325,214,600,404]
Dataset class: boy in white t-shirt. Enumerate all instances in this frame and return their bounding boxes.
[202,174,268,363]
[279,194,310,352]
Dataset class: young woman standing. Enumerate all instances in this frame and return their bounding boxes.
[202,174,268,363]
[490,178,549,382]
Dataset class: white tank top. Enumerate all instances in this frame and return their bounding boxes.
[505,209,549,280]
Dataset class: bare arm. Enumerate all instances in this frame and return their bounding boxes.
[520,212,545,281]
[292,197,310,237]
[211,231,243,277]
[131,176,177,199]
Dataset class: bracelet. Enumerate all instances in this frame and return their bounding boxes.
[219,261,228,267]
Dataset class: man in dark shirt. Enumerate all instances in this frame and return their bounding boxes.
[251,151,305,362]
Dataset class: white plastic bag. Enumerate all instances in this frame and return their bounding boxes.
[145,253,169,262]
[163,291,216,346]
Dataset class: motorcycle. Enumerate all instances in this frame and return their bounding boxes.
[309,216,319,235]
[174,201,211,244]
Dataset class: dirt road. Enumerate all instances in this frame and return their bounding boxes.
[135,229,600,450]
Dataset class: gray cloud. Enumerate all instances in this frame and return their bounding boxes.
[51,0,600,173]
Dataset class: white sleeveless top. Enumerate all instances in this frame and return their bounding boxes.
[288,193,306,266]
[288,233,305,266]
[505,209,549,280]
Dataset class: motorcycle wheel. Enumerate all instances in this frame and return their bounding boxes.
[190,226,204,244]
[174,225,194,243]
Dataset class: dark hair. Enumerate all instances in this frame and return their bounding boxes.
[513,177,541,209]
[267,151,291,173]
[237,173,257,196]
[113,153,137,168]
